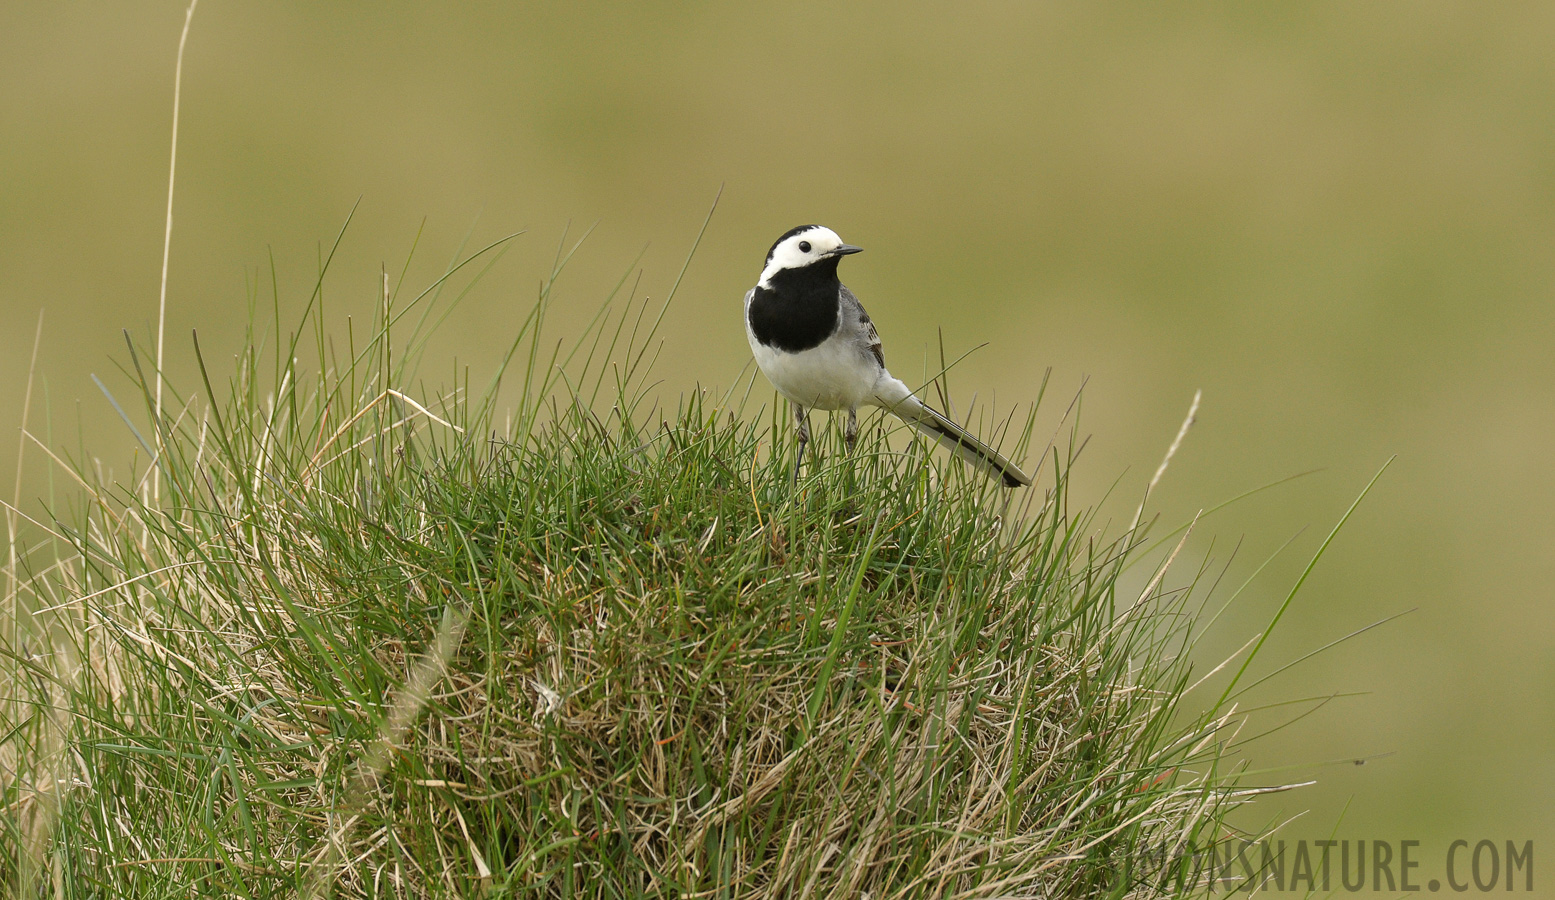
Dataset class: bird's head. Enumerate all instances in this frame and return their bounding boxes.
[759,225,863,287]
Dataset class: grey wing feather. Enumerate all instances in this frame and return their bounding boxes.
[838,285,885,369]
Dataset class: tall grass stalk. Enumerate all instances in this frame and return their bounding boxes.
[153,0,199,509]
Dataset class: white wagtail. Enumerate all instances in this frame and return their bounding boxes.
[744,225,1031,487]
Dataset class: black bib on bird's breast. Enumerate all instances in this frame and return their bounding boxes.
[747,262,843,353]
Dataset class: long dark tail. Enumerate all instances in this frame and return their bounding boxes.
[875,377,1031,488]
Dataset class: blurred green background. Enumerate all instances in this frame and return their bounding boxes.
[3,1,1550,869]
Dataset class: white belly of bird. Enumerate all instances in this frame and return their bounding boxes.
[748,333,881,411]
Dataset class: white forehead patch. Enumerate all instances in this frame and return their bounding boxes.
[759,226,848,286]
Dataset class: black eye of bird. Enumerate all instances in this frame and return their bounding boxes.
[797,241,812,253]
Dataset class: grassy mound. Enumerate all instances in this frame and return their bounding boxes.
[2,233,1255,898]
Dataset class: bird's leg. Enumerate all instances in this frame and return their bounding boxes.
[845,408,858,454]
[792,405,810,483]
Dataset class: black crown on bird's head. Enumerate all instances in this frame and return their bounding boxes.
[765,224,825,265]
[759,225,862,286]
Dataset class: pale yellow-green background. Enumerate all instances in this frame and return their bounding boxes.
[3,2,1549,871]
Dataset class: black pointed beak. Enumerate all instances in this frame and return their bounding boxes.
[829,244,864,258]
